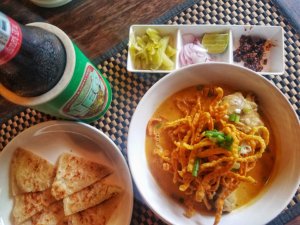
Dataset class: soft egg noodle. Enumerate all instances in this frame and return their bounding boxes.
[147,86,269,225]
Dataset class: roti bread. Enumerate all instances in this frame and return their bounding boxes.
[67,194,122,225]
[51,153,112,200]
[11,148,55,196]
[19,220,33,225]
[30,201,65,225]
[63,181,122,216]
[12,189,56,225]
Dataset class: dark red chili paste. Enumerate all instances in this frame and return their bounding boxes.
[233,35,270,72]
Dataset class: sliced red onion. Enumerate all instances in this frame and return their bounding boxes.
[182,33,197,45]
[180,42,211,66]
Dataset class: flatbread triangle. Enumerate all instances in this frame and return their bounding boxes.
[11,148,55,196]
[63,180,122,216]
[67,194,122,225]
[51,153,113,200]
[29,201,65,225]
[12,189,56,225]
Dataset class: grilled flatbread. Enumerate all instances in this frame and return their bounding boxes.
[20,220,33,225]
[64,181,122,216]
[67,195,122,225]
[51,153,112,200]
[12,189,56,225]
[30,201,65,225]
[11,148,55,196]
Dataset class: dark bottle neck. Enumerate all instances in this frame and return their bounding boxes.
[0,15,67,97]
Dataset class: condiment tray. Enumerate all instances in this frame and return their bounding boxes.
[127,25,284,75]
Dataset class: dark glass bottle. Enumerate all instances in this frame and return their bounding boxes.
[0,12,66,97]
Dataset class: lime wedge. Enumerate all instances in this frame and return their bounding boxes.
[202,33,229,54]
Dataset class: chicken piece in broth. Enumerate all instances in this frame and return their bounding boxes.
[221,92,264,130]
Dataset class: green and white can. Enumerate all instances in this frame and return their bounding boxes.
[0,22,112,123]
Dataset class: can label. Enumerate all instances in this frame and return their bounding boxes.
[33,42,112,123]
[0,12,22,65]
[61,62,108,119]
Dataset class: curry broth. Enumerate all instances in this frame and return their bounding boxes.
[145,86,276,213]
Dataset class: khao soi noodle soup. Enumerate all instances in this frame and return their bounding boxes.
[146,85,275,225]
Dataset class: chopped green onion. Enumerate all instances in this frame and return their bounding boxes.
[219,136,233,150]
[228,113,240,123]
[216,134,225,142]
[204,129,223,138]
[242,108,252,114]
[229,113,236,121]
[204,130,233,150]
[192,158,200,177]
[224,135,233,143]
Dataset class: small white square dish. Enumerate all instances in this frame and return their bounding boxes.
[127,25,178,74]
[177,25,232,66]
[127,24,284,75]
[231,25,284,75]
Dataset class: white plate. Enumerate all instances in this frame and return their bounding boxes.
[0,121,133,225]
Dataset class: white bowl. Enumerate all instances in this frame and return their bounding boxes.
[127,63,300,225]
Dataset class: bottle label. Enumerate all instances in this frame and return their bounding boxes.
[0,12,22,65]
[61,62,109,119]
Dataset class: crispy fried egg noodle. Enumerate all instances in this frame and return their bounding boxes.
[147,86,269,225]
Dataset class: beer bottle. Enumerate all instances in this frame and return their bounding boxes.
[0,12,112,122]
[0,11,66,97]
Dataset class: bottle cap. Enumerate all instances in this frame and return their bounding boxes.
[30,0,72,8]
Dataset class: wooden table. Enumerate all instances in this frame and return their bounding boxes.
[0,1,299,224]
[1,0,185,59]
